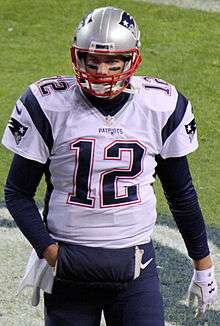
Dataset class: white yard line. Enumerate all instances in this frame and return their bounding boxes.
[0,206,12,219]
[133,0,220,12]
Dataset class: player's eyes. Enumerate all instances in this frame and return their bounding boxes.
[108,60,121,65]
[86,59,123,71]
[86,64,98,70]
[109,66,121,71]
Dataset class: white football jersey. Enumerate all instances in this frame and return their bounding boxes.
[2,76,198,248]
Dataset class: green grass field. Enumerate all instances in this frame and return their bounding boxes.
[0,0,219,227]
[0,1,220,325]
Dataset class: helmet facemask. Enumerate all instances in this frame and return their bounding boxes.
[71,47,141,98]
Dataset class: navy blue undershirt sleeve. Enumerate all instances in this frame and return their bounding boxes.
[155,155,209,260]
[4,154,56,258]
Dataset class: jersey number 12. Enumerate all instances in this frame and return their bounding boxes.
[67,139,146,208]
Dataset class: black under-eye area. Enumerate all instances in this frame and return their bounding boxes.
[109,67,121,71]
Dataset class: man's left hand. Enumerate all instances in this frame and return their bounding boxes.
[188,266,218,317]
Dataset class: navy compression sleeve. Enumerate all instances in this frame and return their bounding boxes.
[155,155,209,260]
[4,154,56,258]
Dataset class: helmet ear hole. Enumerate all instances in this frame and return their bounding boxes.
[71,7,142,97]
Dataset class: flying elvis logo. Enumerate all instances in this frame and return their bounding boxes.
[8,117,28,145]
[119,12,136,35]
[185,118,196,142]
[77,12,93,30]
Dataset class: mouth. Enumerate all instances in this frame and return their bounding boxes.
[91,83,111,94]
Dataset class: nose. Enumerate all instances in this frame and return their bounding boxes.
[97,63,108,74]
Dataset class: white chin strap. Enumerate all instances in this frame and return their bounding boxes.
[81,80,123,96]
[123,85,140,94]
[91,83,111,94]
[81,80,140,97]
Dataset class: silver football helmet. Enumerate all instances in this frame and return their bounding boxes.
[71,7,142,97]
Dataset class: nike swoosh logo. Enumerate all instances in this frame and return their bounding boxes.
[140,258,153,270]
[16,104,22,115]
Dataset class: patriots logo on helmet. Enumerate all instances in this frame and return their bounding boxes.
[119,12,135,35]
[77,13,93,31]
[8,117,28,145]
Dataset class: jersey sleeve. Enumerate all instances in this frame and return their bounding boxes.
[1,87,53,164]
[160,92,198,159]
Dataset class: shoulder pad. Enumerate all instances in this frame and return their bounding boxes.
[28,76,77,112]
[34,76,75,96]
[132,76,178,113]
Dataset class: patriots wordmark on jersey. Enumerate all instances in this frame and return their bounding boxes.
[2,75,198,248]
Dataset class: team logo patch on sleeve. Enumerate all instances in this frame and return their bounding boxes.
[8,117,28,145]
[185,118,196,142]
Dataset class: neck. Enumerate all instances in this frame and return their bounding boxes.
[83,90,130,116]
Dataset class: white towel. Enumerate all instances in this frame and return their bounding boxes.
[17,249,55,306]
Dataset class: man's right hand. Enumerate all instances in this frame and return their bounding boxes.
[43,244,59,267]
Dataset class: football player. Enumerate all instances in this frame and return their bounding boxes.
[2,6,217,326]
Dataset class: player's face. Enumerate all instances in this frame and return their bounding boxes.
[85,54,125,77]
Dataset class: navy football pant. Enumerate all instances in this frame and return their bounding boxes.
[44,243,164,326]
[44,275,164,326]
